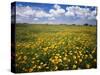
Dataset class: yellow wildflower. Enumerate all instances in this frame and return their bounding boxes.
[37,66,42,69]
[89,54,93,59]
[73,55,76,59]
[73,65,77,69]
[43,64,47,67]
[75,61,78,64]
[17,56,21,60]
[79,59,82,63]
[29,68,33,72]
[31,61,35,64]
[63,57,67,61]
[43,47,48,52]
[68,59,71,62]
[93,59,97,62]
[86,64,90,69]
[85,54,88,58]
[23,56,27,60]
[55,66,58,70]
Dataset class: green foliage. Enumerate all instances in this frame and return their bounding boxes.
[15,24,97,73]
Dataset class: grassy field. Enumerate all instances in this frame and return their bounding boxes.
[15,24,97,73]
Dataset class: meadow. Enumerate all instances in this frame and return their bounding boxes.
[15,24,97,73]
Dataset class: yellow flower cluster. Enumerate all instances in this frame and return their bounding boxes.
[49,54,62,64]
[16,25,97,72]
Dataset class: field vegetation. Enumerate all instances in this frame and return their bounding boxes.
[15,24,97,73]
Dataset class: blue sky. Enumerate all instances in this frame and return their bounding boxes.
[14,2,97,25]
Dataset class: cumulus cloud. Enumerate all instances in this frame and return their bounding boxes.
[65,6,96,20]
[88,8,97,20]
[16,3,96,25]
[49,4,65,17]
[54,4,61,9]
[65,11,75,16]
[33,18,39,20]
[16,4,66,23]
[16,6,35,17]
[34,10,47,18]
[65,6,89,17]
[91,9,96,16]
[16,6,54,19]
[48,17,55,20]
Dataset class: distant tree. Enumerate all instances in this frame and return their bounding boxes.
[46,23,48,25]
[89,25,93,26]
[23,23,28,25]
[84,23,89,26]
[72,24,76,26]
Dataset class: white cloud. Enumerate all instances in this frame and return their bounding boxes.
[16,4,96,25]
[16,4,66,23]
[88,8,96,20]
[54,4,61,9]
[88,16,95,20]
[34,10,47,18]
[49,4,65,17]
[65,6,96,20]
[34,18,39,20]
[65,11,75,16]
[91,9,96,16]
[16,5,55,19]
[48,17,55,20]
[16,6,35,17]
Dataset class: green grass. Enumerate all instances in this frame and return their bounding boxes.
[15,24,97,73]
